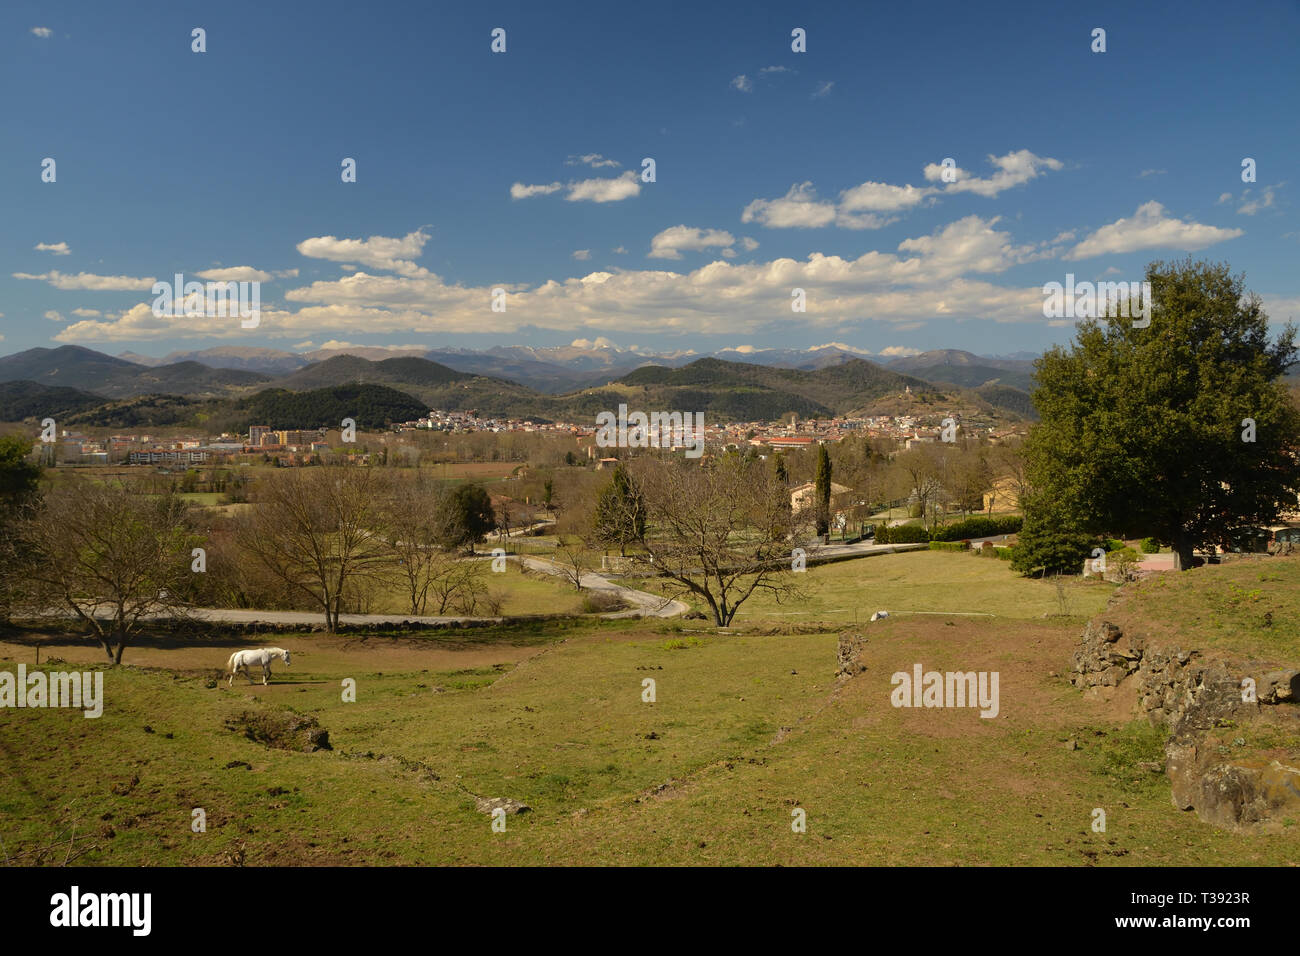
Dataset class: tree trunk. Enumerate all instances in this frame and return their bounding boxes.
[1172,535,1196,571]
[113,640,125,665]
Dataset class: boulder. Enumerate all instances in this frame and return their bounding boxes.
[475,796,531,815]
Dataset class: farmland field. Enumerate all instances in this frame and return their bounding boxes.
[2,553,1296,866]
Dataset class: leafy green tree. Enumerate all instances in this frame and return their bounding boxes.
[592,464,646,556]
[772,452,789,485]
[0,434,41,519]
[0,435,43,618]
[445,483,496,552]
[1010,495,1097,577]
[1023,258,1300,571]
[814,444,832,538]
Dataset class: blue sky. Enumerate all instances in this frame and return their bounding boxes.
[2,0,1297,361]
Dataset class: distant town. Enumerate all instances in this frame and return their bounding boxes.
[44,398,1026,468]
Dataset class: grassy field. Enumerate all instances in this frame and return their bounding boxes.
[632,550,1115,627]
[365,559,590,617]
[1,553,1297,866]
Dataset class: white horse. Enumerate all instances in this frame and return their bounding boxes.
[227,647,291,686]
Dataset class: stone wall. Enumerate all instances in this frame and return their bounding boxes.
[1071,619,1300,831]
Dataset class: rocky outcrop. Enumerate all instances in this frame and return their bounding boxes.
[836,630,867,679]
[1070,621,1257,732]
[475,796,531,815]
[1072,619,1300,832]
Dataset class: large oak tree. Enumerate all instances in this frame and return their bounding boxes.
[1019,258,1300,572]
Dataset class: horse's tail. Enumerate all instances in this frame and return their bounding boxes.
[226,651,239,672]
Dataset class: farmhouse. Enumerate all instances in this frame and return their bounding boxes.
[790,480,851,514]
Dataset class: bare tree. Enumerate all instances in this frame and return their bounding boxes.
[989,437,1032,513]
[235,466,392,631]
[625,456,813,627]
[15,480,202,664]
[896,446,944,531]
[552,533,592,591]
[384,476,459,615]
[424,555,489,614]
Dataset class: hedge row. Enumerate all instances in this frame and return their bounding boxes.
[929,515,1023,541]
[874,515,1023,544]
[874,523,932,544]
[928,540,969,552]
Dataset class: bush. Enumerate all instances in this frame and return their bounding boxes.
[930,515,1023,541]
[1109,547,1141,578]
[929,540,969,552]
[580,590,628,614]
[1103,538,1125,552]
[994,546,1015,560]
[1011,506,1094,577]
[875,523,931,544]
[1140,537,1161,554]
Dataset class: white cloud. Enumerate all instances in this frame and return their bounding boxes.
[809,342,872,354]
[1066,201,1244,260]
[296,229,430,276]
[1139,169,1167,178]
[48,217,1082,343]
[292,340,315,349]
[924,149,1063,198]
[746,151,1059,233]
[1217,192,1233,204]
[572,249,592,260]
[274,268,300,279]
[812,80,834,98]
[741,237,759,251]
[730,74,752,92]
[648,225,737,259]
[878,346,922,357]
[31,27,52,38]
[1238,187,1277,216]
[897,215,1048,277]
[71,308,101,317]
[759,65,795,74]
[512,171,640,204]
[195,266,272,282]
[44,310,64,322]
[571,336,619,349]
[612,245,628,254]
[13,270,155,290]
[35,241,70,255]
[510,181,563,199]
[566,154,620,168]
[742,182,838,229]
[566,170,640,203]
[839,181,933,213]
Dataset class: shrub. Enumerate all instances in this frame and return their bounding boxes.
[1011,506,1093,577]
[994,546,1015,560]
[1103,538,1125,552]
[1140,537,1161,554]
[930,515,1023,541]
[1109,546,1141,578]
[928,540,969,552]
[875,523,931,544]
[580,590,627,614]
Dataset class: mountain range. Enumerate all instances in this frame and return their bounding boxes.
[0,343,1044,430]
